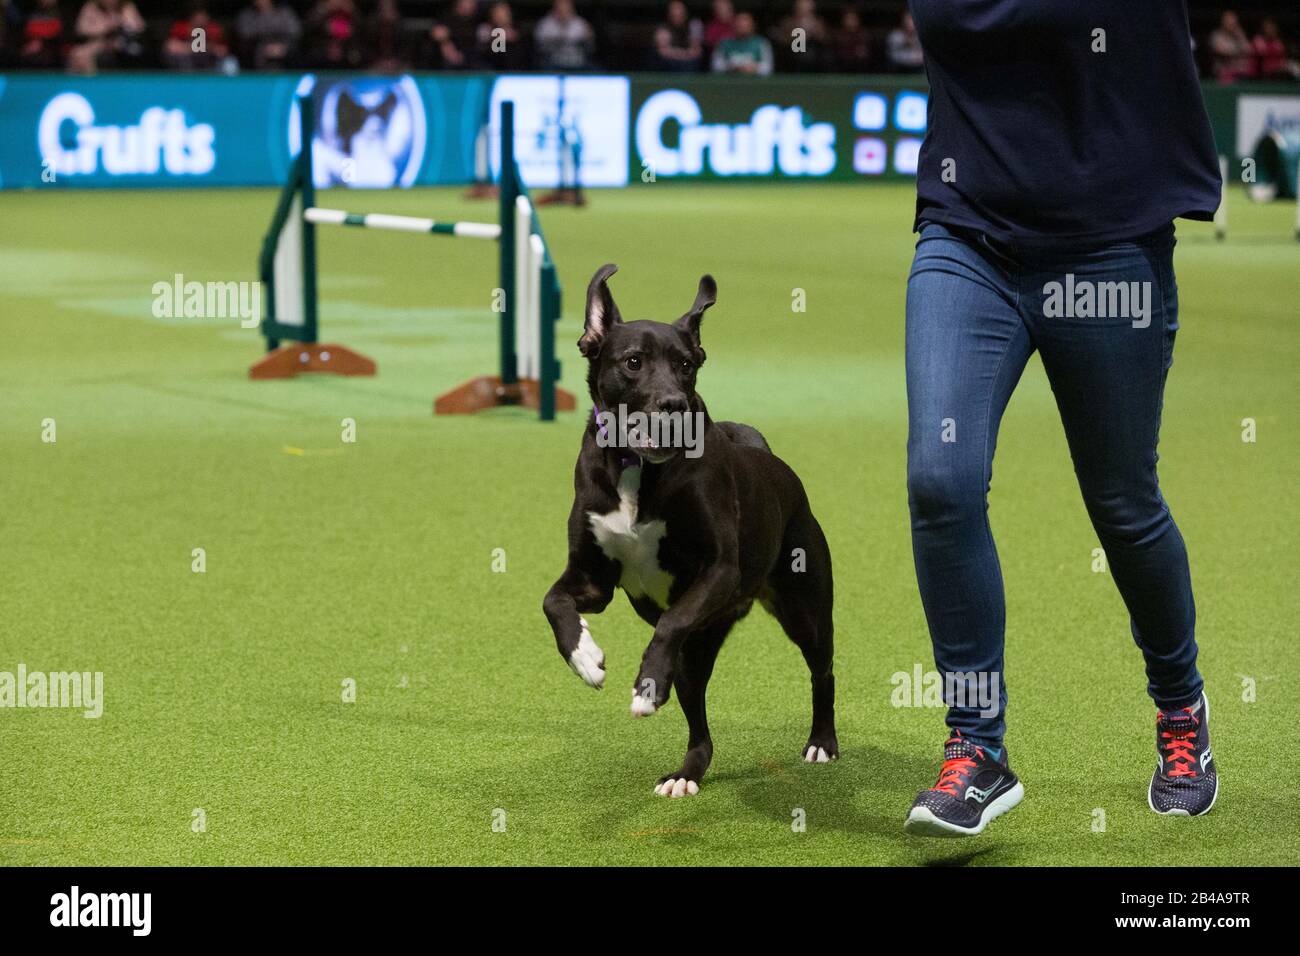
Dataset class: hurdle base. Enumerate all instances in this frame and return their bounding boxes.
[249,343,377,380]
[536,188,586,208]
[434,376,576,416]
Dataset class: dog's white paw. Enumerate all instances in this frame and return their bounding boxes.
[566,619,605,689]
[630,688,658,717]
[803,745,834,764]
[654,778,699,798]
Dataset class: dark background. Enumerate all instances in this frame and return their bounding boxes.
[1,0,1297,78]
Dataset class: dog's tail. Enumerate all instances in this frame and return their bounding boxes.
[717,421,772,453]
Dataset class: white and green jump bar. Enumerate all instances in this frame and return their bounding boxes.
[254,98,569,421]
[301,208,502,239]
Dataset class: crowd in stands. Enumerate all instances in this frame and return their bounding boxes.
[1207,10,1298,82]
[0,0,1295,81]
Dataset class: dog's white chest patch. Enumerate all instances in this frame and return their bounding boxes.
[587,467,674,608]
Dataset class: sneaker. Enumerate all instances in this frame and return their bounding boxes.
[904,732,1024,837]
[1149,693,1218,816]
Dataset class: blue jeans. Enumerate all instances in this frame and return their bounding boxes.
[905,221,1202,748]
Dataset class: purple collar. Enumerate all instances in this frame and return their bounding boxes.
[593,406,640,470]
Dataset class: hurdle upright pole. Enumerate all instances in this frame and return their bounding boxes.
[299,94,319,343]
[1214,154,1228,241]
[1294,156,1300,241]
[540,261,559,421]
[499,101,519,387]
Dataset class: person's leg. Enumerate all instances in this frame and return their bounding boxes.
[906,223,1034,749]
[1020,230,1202,710]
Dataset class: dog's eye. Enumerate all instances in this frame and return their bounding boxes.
[625,355,642,371]
[680,359,693,372]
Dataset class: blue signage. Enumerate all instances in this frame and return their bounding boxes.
[0,73,495,189]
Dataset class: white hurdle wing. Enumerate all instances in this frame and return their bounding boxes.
[514,195,538,381]
[273,190,306,328]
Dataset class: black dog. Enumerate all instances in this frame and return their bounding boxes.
[542,264,837,797]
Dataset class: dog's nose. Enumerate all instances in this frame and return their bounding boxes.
[657,395,688,414]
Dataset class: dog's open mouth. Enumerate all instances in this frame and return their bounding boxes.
[627,428,676,464]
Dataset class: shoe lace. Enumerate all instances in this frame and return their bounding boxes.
[1160,714,1199,778]
[932,749,979,796]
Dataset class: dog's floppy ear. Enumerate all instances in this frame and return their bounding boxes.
[674,274,716,347]
[579,263,622,357]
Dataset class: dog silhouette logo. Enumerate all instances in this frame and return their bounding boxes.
[303,76,427,189]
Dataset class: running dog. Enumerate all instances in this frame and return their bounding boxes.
[542,264,837,797]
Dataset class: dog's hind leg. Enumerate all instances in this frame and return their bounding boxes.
[765,506,838,763]
[654,617,735,797]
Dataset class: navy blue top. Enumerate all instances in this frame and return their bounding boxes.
[911,0,1221,246]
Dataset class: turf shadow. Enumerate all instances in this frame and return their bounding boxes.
[716,743,937,840]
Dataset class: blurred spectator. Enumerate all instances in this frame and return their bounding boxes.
[886,10,923,72]
[477,2,525,71]
[534,0,593,71]
[1252,17,1295,81]
[237,0,301,69]
[703,0,735,54]
[711,11,771,75]
[19,0,1295,79]
[831,6,871,73]
[19,0,66,68]
[69,0,146,74]
[1209,11,1253,83]
[369,0,403,71]
[163,2,230,71]
[425,24,456,67]
[777,0,827,72]
[428,0,479,69]
[651,0,702,72]
[306,0,362,68]
[423,0,475,69]
[0,0,20,67]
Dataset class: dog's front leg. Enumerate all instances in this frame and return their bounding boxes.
[630,561,740,716]
[544,563,616,689]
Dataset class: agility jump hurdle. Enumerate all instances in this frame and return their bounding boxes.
[252,98,576,421]
[1214,147,1300,242]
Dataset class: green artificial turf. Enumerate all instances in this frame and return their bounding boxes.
[0,183,1296,866]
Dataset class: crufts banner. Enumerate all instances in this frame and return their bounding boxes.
[0,72,923,189]
[0,73,494,189]
[0,72,1277,190]
[629,75,928,182]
